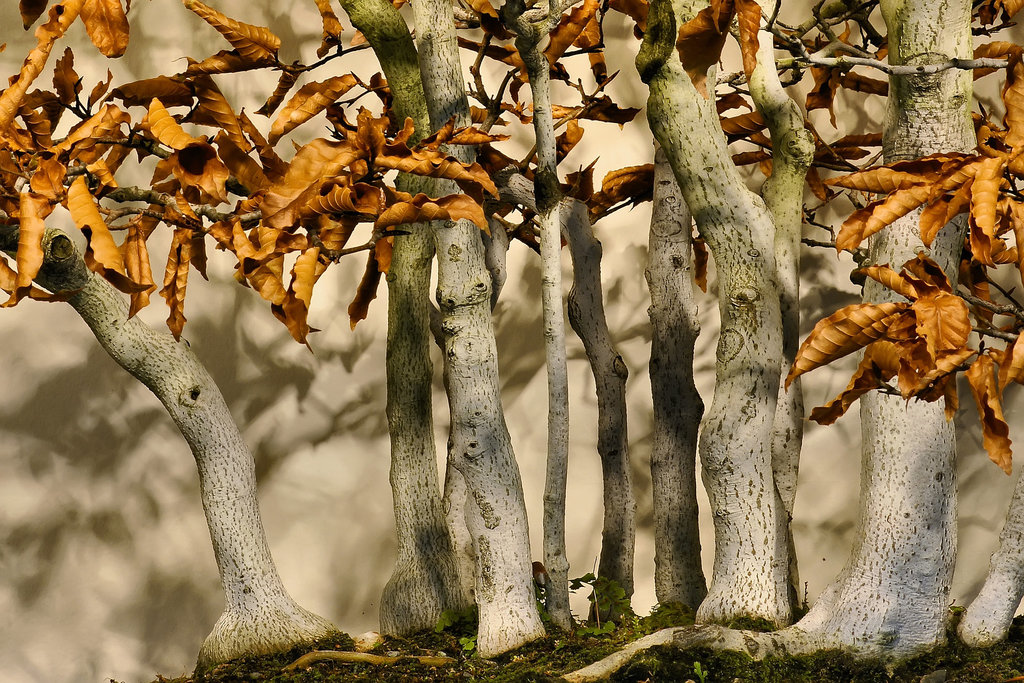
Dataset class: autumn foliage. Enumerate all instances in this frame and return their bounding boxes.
[1,0,1023,475]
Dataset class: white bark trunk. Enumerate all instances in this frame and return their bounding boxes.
[335,0,470,634]
[20,229,336,669]
[748,16,816,606]
[382,208,471,634]
[563,200,637,619]
[646,145,706,609]
[638,0,790,626]
[796,0,973,655]
[411,0,545,655]
[960,469,1024,645]
[509,2,573,630]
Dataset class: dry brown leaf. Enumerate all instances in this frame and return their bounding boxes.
[80,0,129,58]
[858,265,918,299]
[190,74,246,149]
[589,164,654,219]
[313,0,344,58]
[376,193,487,232]
[692,233,708,293]
[257,69,299,118]
[29,155,67,199]
[675,0,733,99]
[0,0,86,133]
[734,0,761,80]
[269,75,358,145]
[919,179,971,246]
[52,47,81,106]
[545,0,600,64]
[214,130,267,193]
[122,214,158,317]
[21,0,50,28]
[966,353,1013,475]
[835,184,932,252]
[787,301,910,387]
[1004,54,1024,148]
[969,155,1007,265]
[183,0,280,65]
[912,291,971,360]
[826,166,931,193]
[260,138,362,229]
[808,342,896,424]
[348,249,381,329]
[160,227,192,339]
[4,192,51,307]
[306,181,381,217]
[998,335,1024,389]
[68,175,124,273]
[146,98,197,150]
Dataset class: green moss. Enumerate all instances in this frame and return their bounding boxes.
[137,616,1024,683]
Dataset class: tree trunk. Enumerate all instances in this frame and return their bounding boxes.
[18,229,336,670]
[507,1,573,630]
[795,0,973,655]
[646,145,706,609]
[336,0,469,634]
[411,0,545,655]
[959,469,1024,645]
[747,15,816,607]
[562,200,637,620]
[638,0,790,626]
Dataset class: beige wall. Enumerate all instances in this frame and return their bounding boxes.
[0,3,1020,682]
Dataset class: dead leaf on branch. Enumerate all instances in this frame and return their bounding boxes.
[348,248,382,329]
[376,192,488,232]
[835,184,932,252]
[4,192,51,307]
[269,75,359,145]
[20,0,50,29]
[545,0,600,65]
[313,0,344,58]
[966,353,1014,474]
[808,341,898,424]
[160,227,192,339]
[0,0,86,133]
[787,301,910,387]
[183,0,280,66]
[80,0,129,58]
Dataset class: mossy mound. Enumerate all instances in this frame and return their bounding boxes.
[135,614,1024,683]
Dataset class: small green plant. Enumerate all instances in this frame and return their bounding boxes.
[458,634,477,654]
[693,660,709,683]
[433,606,477,634]
[569,572,634,623]
[576,620,617,637]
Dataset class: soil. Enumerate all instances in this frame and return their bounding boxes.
[133,610,1024,683]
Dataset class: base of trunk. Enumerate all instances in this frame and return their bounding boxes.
[196,600,338,671]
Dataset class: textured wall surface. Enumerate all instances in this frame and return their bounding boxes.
[0,3,1020,682]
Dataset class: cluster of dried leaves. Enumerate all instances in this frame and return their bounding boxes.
[1,0,1024,469]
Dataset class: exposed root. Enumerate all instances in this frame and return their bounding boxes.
[283,650,457,671]
[562,624,827,682]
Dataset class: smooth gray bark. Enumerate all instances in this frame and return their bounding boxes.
[562,200,637,620]
[646,145,706,609]
[411,0,545,655]
[12,229,336,669]
[748,14,816,606]
[795,0,972,655]
[337,0,470,634]
[638,0,790,626]
[506,0,573,630]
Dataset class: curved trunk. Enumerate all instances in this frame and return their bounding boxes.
[748,15,816,607]
[563,199,637,619]
[508,3,573,630]
[336,0,469,634]
[960,468,1024,645]
[638,0,790,626]
[21,229,336,669]
[646,145,705,609]
[382,209,471,634]
[411,0,545,655]
[796,0,973,656]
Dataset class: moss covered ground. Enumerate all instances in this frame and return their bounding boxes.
[134,611,1024,683]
